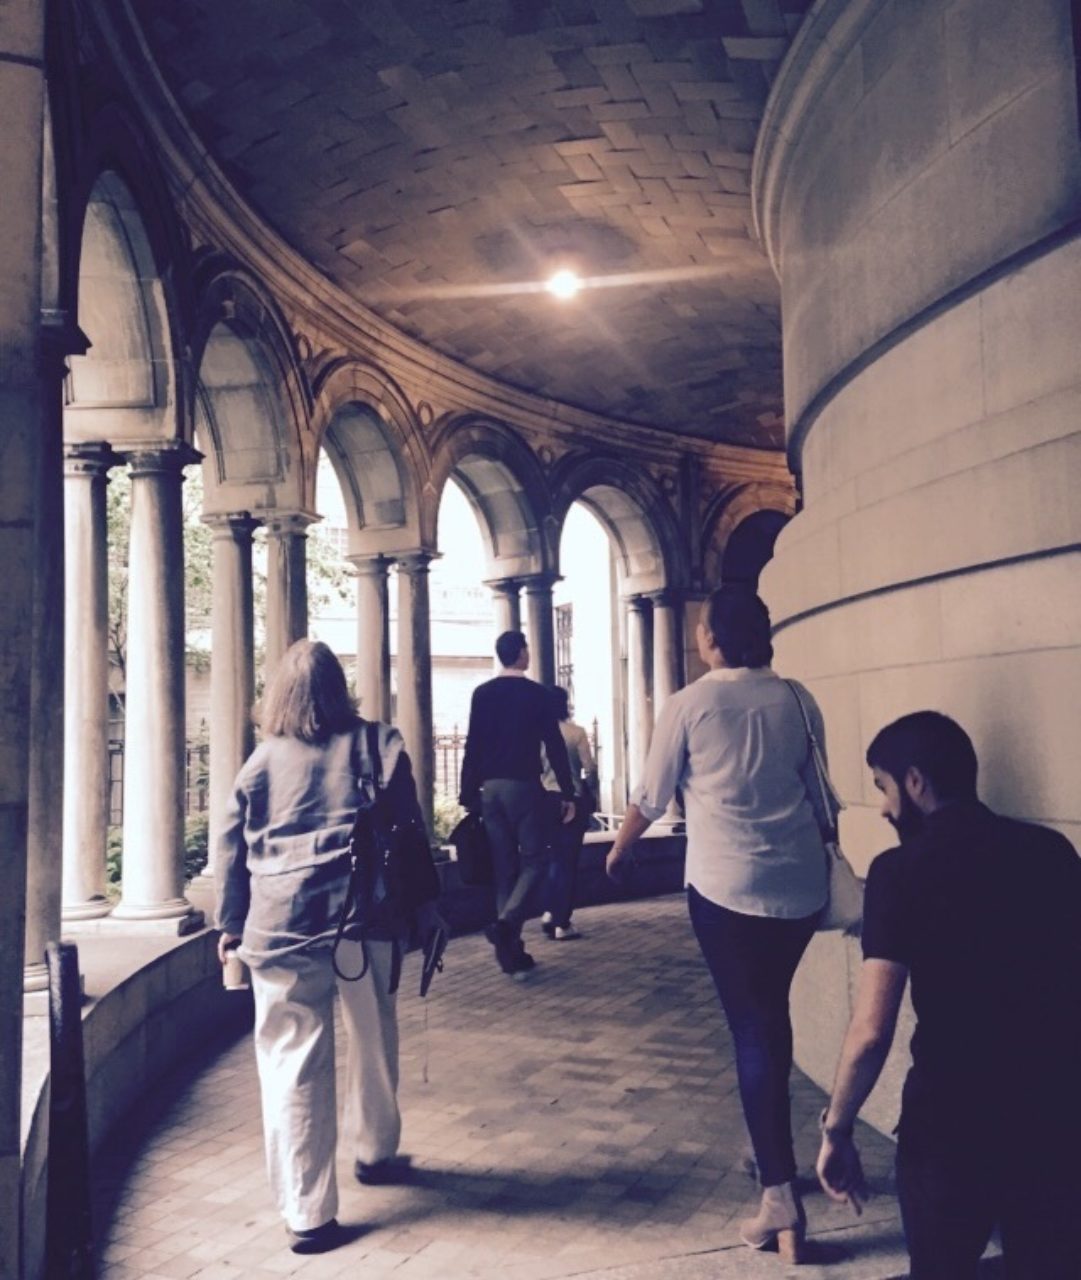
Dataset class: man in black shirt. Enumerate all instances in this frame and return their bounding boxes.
[460,630,575,975]
[816,710,1081,1279]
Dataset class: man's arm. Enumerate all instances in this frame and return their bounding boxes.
[458,687,484,809]
[816,958,908,1210]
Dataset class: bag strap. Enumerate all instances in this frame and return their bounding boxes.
[332,721,379,984]
[784,679,843,841]
[365,719,383,791]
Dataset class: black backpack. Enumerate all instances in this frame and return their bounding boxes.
[331,721,440,990]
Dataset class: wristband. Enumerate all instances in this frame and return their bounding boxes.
[819,1107,853,1140]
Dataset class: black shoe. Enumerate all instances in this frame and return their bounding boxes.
[512,942,536,972]
[485,920,519,973]
[286,1219,341,1255]
[541,920,557,939]
[355,1156,411,1185]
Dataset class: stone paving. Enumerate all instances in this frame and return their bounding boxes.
[91,895,920,1280]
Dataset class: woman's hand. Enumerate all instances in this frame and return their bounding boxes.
[606,844,634,884]
[217,932,242,964]
[816,1130,867,1214]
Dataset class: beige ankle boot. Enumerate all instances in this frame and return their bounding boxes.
[739,1180,806,1263]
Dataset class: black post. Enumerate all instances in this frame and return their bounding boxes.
[45,940,95,1279]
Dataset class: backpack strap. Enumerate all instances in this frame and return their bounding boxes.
[365,719,383,791]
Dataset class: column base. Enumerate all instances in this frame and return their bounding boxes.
[94,900,206,936]
[61,896,113,922]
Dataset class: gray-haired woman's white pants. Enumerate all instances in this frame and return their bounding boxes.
[249,939,401,1231]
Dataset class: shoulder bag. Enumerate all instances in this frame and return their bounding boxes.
[784,680,864,935]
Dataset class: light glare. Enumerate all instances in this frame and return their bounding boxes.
[546,269,580,300]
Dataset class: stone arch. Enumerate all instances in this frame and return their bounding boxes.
[701,483,795,591]
[309,360,428,554]
[190,258,310,516]
[63,167,181,445]
[551,454,685,596]
[62,102,192,443]
[429,416,552,578]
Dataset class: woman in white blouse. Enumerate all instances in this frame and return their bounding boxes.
[607,587,828,1264]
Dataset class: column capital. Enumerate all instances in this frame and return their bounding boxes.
[123,440,203,476]
[520,570,561,593]
[40,312,90,362]
[624,593,651,614]
[647,588,684,609]
[346,552,392,578]
[484,576,522,596]
[264,510,319,536]
[63,441,122,478]
[202,511,260,539]
[396,549,438,574]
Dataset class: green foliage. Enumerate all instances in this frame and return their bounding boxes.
[432,791,465,843]
[183,814,210,880]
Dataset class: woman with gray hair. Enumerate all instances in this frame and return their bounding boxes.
[606,588,829,1264]
[216,639,442,1254]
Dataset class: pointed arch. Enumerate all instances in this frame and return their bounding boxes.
[701,482,795,589]
[429,415,553,577]
[190,257,311,516]
[309,359,428,554]
[550,454,687,595]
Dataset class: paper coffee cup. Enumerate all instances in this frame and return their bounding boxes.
[222,948,250,991]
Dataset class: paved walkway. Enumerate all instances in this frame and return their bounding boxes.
[92,895,917,1280]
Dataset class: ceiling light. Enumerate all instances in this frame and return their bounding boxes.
[546,269,580,300]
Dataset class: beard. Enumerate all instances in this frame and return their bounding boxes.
[887,791,925,841]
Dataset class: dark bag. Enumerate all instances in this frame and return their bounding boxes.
[448,811,494,886]
[332,721,440,988]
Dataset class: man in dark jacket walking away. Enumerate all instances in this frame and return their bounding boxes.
[460,630,576,976]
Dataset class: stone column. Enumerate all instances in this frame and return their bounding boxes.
[625,596,653,791]
[350,554,391,721]
[24,321,89,994]
[112,443,203,929]
[649,590,683,717]
[59,442,117,924]
[487,577,521,635]
[203,513,257,879]
[1,1,46,1259]
[522,572,558,685]
[395,552,435,831]
[264,512,312,677]
[650,590,684,822]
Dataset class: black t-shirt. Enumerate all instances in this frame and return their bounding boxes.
[862,801,1081,1142]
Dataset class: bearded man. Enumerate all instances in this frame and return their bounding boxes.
[816,711,1081,1280]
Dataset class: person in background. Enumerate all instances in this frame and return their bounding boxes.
[816,711,1081,1280]
[539,686,597,940]
[606,588,828,1264]
[459,630,575,976]
[216,640,442,1255]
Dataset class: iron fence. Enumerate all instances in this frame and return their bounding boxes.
[108,740,210,826]
[107,721,603,822]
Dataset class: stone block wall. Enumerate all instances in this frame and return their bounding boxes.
[756,0,1081,1128]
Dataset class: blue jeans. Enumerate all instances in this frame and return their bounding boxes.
[688,884,815,1187]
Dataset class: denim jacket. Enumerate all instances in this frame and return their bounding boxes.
[215,719,418,966]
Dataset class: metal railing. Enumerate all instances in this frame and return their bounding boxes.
[108,740,209,825]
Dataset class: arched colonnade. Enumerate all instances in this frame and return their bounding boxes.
[20,79,794,1002]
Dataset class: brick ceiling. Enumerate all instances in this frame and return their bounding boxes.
[131,1,813,449]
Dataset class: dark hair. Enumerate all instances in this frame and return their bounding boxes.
[702,587,773,668]
[260,639,358,744]
[551,686,570,720]
[866,711,978,801]
[496,630,527,667]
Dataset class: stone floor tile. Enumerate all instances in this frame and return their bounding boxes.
[92,896,924,1280]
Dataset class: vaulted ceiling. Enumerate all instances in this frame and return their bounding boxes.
[130,0,813,449]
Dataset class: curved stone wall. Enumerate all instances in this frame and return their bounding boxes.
[756,0,1081,1129]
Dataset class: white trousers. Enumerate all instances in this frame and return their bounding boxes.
[250,939,401,1231]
